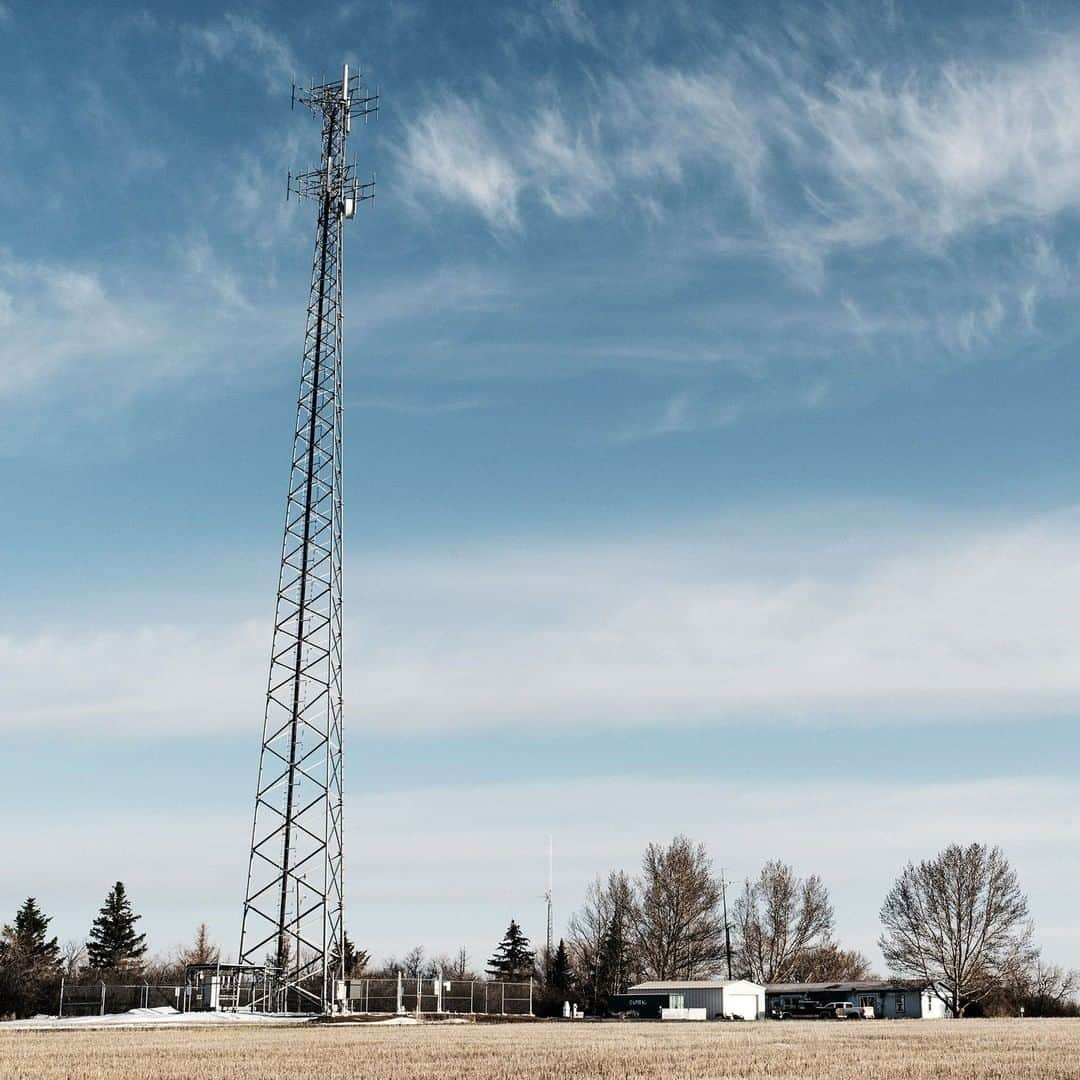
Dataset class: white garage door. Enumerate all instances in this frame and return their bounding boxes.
[725,994,759,1020]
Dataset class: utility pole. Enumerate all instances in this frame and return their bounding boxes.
[239,63,377,1014]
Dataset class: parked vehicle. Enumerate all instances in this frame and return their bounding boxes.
[770,999,820,1019]
[821,1001,868,1019]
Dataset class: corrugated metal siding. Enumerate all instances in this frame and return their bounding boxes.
[683,988,726,1017]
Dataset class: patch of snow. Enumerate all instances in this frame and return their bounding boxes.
[1,1007,307,1030]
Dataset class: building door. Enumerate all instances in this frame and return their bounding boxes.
[726,994,758,1020]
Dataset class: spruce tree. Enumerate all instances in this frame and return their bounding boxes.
[549,939,573,994]
[485,919,535,980]
[330,932,369,978]
[87,883,146,972]
[342,933,368,978]
[0,898,62,1017]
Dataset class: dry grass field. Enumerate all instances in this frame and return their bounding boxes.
[2,1018,1079,1080]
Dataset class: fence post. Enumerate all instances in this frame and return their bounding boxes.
[100,982,106,1017]
[58,975,64,1018]
[143,982,149,1008]
[470,980,474,1014]
[529,978,533,1016]
[416,973,421,1018]
[501,982,505,1015]
[397,972,403,1014]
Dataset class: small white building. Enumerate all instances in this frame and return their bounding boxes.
[627,979,765,1020]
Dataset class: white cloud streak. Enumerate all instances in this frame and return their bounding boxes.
[8,507,1080,737]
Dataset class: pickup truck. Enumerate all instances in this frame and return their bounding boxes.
[821,1001,872,1019]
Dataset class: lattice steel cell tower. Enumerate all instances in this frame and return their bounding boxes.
[239,64,376,1014]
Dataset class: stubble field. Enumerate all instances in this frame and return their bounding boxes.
[2,1018,1079,1079]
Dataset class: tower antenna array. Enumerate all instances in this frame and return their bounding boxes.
[239,63,377,1014]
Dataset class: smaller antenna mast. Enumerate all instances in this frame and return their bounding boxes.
[544,836,554,971]
[720,868,733,980]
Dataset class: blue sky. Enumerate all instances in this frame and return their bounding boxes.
[2,0,1080,975]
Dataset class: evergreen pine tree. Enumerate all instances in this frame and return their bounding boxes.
[597,915,631,997]
[549,939,573,994]
[86,883,146,972]
[342,933,368,978]
[330,932,369,978]
[0,898,62,1017]
[485,919,535,980]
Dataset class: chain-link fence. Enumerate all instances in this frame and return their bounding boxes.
[54,975,533,1017]
[345,976,533,1016]
[57,982,192,1017]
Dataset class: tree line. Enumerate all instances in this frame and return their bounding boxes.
[0,882,218,1019]
[3,839,1077,1019]
[560,835,1078,1018]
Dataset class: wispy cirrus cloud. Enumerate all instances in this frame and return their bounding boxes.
[398,98,523,231]
[179,12,298,91]
[398,16,1080,280]
[0,246,293,414]
[0,252,155,399]
[349,395,486,415]
[612,377,829,443]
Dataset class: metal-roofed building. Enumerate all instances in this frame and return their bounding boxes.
[616,979,765,1020]
[766,981,948,1019]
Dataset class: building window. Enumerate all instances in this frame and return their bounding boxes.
[895,996,906,1015]
[860,996,874,1008]
[670,994,684,1009]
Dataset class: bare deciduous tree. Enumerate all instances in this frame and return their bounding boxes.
[449,947,470,980]
[796,943,873,982]
[1021,961,1080,1016]
[633,835,725,980]
[402,945,426,978]
[177,923,219,968]
[61,939,86,980]
[567,875,613,1009]
[1023,963,1080,1010]
[598,871,638,995]
[732,860,834,983]
[879,843,1036,1017]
